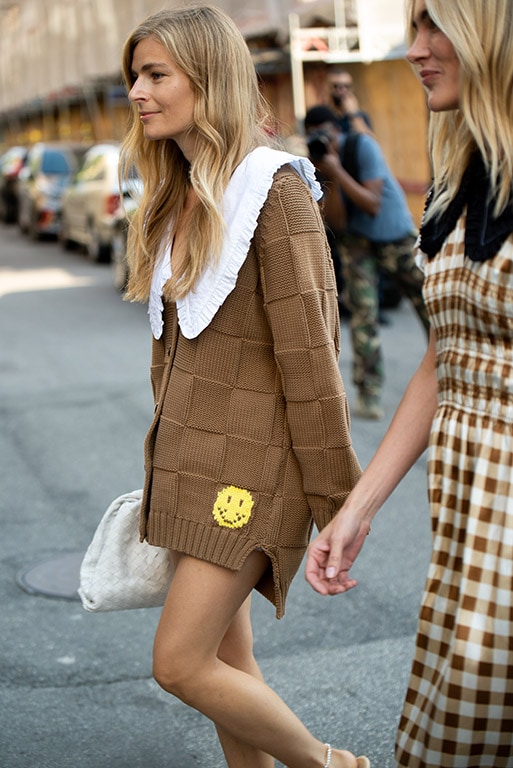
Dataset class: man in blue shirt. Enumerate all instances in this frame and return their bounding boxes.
[305,105,430,419]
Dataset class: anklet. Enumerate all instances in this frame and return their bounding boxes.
[324,743,332,768]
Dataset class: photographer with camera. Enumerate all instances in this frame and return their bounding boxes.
[327,68,374,136]
[305,105,429,420]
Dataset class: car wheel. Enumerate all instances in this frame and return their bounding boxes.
[59,214,75,251]
[87,221,111,263]
[5,202,17,224]
[18,205,29,234]
[0,193,13,223]
[29,208,41,241]
[111,224,129,291]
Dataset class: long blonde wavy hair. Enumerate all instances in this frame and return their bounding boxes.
[120,5,275,302]
[406,0,513,221]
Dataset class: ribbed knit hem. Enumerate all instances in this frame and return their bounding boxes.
[145,511,297,618]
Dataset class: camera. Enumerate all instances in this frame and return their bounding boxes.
[306,129,331,162]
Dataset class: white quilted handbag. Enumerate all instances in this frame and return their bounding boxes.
[78,489,173,612]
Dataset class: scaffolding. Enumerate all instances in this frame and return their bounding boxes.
[289,0,407,126]
[0,0,409,144]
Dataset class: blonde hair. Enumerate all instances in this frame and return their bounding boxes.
[120,4,275,301]
[406,0,513,221]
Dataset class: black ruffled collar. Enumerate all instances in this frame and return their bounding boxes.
[419,153,513,262]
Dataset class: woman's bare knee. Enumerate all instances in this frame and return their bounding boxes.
[153,613,254,698]
[153,644,206,702]
[152,553,268,700]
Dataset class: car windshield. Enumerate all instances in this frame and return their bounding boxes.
[41,150,72,175]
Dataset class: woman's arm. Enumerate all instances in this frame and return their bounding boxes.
[256,169,362,530]
[305,328,438,595]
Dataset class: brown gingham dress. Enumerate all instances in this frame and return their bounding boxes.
[395,207,513,766]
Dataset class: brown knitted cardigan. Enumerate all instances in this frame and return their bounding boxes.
[140,167,361,617]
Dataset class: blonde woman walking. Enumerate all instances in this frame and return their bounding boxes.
[120,5,369,767]
[307,0,513,765]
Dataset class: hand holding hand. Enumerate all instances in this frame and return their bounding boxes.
[305,505,371,595]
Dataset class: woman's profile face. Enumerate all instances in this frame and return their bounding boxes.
[407,0,460,112]
[128,36,198,159]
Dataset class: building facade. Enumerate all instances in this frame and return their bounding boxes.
[0,0,430,222]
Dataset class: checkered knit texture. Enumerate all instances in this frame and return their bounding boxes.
[395,215,513,766]
[140,168,361,618]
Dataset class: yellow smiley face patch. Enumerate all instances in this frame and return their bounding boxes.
[212,485,254,529]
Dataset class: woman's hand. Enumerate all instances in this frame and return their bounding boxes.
[305,506,371,595]
[306,333,438,598]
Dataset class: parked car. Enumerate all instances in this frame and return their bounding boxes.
[111,178,142,290]
[0,145,28,223]
[59,142,128,263]
[17,142,87,239]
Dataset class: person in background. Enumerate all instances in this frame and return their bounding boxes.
[305,105,429,420]
[327,68,373,136]
[326,68,402,325]
[119,5,368,768]
[306,0,513,765]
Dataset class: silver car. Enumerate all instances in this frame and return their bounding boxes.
[60,142,125,262]
[17,142,87,239]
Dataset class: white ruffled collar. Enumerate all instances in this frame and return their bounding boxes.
[148,146,321,340]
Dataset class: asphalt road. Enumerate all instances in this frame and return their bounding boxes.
[0,223,432,768]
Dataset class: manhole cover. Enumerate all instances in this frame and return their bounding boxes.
[16,552,84,601]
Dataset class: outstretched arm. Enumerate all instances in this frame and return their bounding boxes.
[306,330,438,595]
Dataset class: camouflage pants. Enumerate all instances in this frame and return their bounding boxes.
[337,233,430,398]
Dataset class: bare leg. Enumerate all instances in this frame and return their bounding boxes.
[215,595,275,767]
[153,551,361,768]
